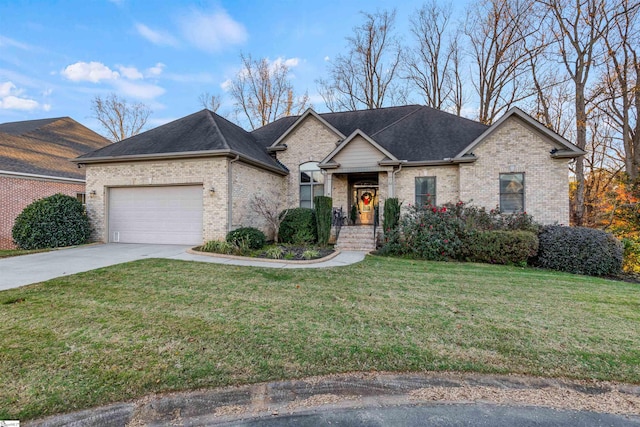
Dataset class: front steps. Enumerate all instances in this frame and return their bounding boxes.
[336,225,378,252]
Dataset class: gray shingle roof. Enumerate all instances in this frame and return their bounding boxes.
[0,117,110,179]
[251,105,489,161]
[75,105,511,170]
[77,109,283,170]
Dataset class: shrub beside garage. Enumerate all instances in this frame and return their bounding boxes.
[12,193,91,250]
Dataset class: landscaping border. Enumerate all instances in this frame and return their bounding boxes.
[187,247,341,264]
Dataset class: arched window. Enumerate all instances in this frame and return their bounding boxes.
[299,162,324,208]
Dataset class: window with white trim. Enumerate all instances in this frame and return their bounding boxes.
[415,176,436,206]
[300,162,324,208]
[500,173,525,213]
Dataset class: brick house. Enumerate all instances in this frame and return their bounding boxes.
[0,117,110,249]
[74,105,584,247]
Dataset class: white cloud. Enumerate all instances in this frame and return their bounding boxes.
[0,95,39,111]
[179,9,247,53]
[43,103,51,111]
[324,56,330,62]
[220,79,232,91]
[135,23,178,47]
[62,61,119,83]
[145,62,165,77]
[283,58,299,68]
[0,81,42,111]
[0,81,16,97]
[60,61,165,101]
[118,65,143,80]
[113,79,165,99]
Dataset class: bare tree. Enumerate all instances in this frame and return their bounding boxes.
[249,193,289,243]
[595,0,640,180]
[199,92,222,113]
[538,0,612,225]
[465,0,537,124]
[318,9,405,111]
[405,1,462,112]
[229,54,309,130]
[91,93,151,142]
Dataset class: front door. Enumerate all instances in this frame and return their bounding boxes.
[354,187,378,225]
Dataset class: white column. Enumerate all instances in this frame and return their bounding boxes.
[324,171,332,197]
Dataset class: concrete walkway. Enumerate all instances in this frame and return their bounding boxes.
[0,244,367,291]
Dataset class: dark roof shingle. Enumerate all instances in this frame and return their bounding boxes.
[0,117,110,179]
[78,110,283,170]
[76,105,495,170]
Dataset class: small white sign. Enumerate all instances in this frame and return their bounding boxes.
[0,421,19,427]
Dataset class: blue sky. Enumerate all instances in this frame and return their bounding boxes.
[0,0,459,136]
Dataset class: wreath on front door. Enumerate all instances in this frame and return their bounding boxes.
[361,191,373,206]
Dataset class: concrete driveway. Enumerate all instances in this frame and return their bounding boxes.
[0,244,192,290]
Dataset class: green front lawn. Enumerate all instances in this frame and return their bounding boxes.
[0,248,50,259]
[1,256,639,419]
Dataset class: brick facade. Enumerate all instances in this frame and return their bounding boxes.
[459,116,570,225]
[276,115,342,207]
[231,161,286,238]
[0,175,85,249]
[84,158,229,243]
[85,113,573,242]
[394,165,460,209]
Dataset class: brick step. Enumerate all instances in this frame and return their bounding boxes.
[336,226,378,252]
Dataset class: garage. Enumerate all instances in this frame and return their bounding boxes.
[108,186,203,245]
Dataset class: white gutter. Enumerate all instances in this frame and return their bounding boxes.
[0,169,85,183]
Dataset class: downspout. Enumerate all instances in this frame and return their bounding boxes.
[391,162,403,198]
[227,154,240,233]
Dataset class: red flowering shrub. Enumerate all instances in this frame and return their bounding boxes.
[378,201,540,263]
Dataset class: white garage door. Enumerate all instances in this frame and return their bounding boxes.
[108,186,203,245]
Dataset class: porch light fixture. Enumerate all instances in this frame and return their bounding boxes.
[89,190,97,196]
[209,187,215,193]
[508,164,516,173]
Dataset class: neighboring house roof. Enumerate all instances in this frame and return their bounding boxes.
[75,109,287,174]
[0,117,110,180]
[75,105,584,173]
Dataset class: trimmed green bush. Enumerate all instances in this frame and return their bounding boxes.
[534,225,623,276]
[279,208,317,244]
[463,230,538,266]
[383,198,401,232]
[314,196,332,246]
[226,227,266,250]
[12,193,91,250]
